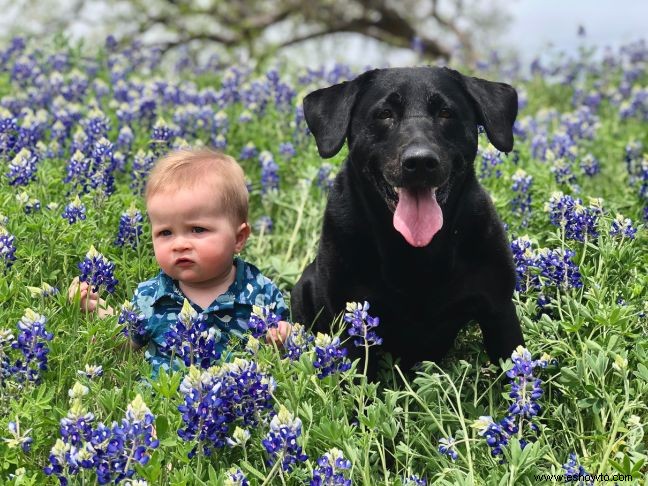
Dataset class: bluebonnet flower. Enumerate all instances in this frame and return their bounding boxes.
[82,106,111,140]
[115,205,143,248]
[6,147,38,186]
[177,360,275,456]
[471,347,551,459]
[535,247,583,291]
[116,125,134,152]
[130,150,156,195]
[478,144,505,179]
[213,133,228,150]
[253,215,273,234]
[310,447,352,485]
[225,426,251,448]
[313,333,351,379]
[0,227,17,270]
[61,196,87,224]
[1,329,16,383]
[262,404,308,472]
[511,169,533,225]
[11,309,53,383]
[403,475,427,485]
[4,419,32,453]
[150,117,176,151]
[259,150,280,194]
[344,301,382,347]
[45,393,159,485]
[549,157,578,189]
[545,192,601,242]
[284,323,314,361]
[240,142,257,160]
[279,142,296,159]
[78,245,119,293]
[579,153,600,176]
[77,364,104,379]
[159,299,221,369]
[224,467,249,486]
[437,436,458,461]
[238,110,253,123]
[248,304,280,339]
[118,301,148,340]
[16,191,41,214]
[316,163,336,190]
[609,214,638,239]
[562,453,594,485]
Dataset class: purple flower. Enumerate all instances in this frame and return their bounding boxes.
[225,467,249,486]
[0,227,17,270]
[6,147,38,186]
[478,144,505,179]
[6,419,33,453]
[438,437,458,461]
[11,309,54,383]
[545,192,601,242]
[609,214,638,239]
[403,475,427,486]
[177,360,275,457]
[262,405,308,472]
[114,205,143,248]
[344,301,382,347]
[259,150,279,194]
[118,301,148,340]
[253,215,273,234]
[78,246,119,293]
[310,447,352,485]
[62,196,87,224]
[284,323,314,361]
[278,142,296,159]
[248,305,280,339]
[312,333,351,379]
[159,300,221,369]
[562,453,594,485]
[240,142,257,160]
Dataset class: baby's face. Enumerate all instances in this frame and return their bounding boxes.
[147,183,247,287]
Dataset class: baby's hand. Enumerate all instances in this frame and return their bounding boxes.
[68,277,100,313]
[266,320,292,348]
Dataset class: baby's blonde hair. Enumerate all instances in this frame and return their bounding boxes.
[145,148,248,224]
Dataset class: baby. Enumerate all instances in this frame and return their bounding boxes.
[69,148,290,375]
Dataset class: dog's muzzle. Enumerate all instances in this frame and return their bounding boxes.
[400,145,442,186]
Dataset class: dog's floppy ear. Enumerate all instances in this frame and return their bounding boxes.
[303,79,361,158]
[447,68,518,152]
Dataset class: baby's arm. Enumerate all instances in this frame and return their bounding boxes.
[68,276,116,317]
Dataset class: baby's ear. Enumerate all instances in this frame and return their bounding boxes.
[235,222,251,252]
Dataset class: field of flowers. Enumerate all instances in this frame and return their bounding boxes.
[0,35,647,485]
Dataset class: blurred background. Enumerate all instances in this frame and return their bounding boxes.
[1,0,646,69]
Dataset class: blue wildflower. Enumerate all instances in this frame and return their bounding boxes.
[225,467,249,486]
[279,142,296,159]
[562,453,594,485]
[11,309,53,383]
[259,150,279,194]
[114,205,143,248]
[61,196,87,224]
[403,475,427,486]
[609,214,638,239]
[0,227,17,270]
[438,436,458,461]
[5,419,33,453]
[253,215,273,234]
[76,364,104,380]
[78,246,119,293]
[262,404,308,472]
[6,147,38,186]
[284,323,314,361]
[310,447,352,485]
[159,300,221,369]
[545,192,602,242]
[344,301,382,347]
[118,301,148,340]
[248,304,280,339]
[313,333,351,379]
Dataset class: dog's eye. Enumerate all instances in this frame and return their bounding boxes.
[438,108,452,118]
[376,109,393,120]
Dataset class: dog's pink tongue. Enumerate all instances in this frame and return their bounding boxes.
[393,188,443,247]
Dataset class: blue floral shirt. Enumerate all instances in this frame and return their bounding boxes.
[131,257,287,376]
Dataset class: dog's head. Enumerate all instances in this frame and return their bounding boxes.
[303,67,517,247]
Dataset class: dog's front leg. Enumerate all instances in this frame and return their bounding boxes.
[478,300,525,365]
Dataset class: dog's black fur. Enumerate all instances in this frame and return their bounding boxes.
[291,67,525,372]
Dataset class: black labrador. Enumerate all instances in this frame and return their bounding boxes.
[291,66,525,373]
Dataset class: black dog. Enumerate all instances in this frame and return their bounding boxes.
[291,66,525,372]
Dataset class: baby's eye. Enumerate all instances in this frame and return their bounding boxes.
[192,227,206,233]
[159,229,172,237]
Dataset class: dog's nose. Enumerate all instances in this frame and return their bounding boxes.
[401,146,439,176]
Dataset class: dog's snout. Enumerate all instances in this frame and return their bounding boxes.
[401,146,439,176]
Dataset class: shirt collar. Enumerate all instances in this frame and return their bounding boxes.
[151,257,251,310]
